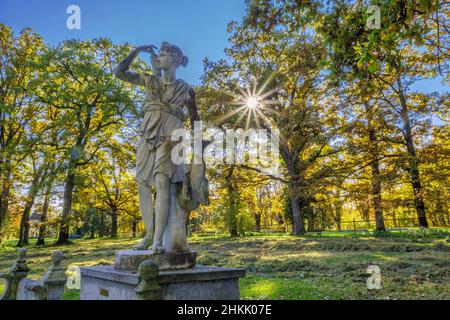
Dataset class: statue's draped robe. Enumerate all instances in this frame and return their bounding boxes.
[136,74,195,187]
[117,71,203,252]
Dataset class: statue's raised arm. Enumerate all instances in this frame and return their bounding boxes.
[115,45,157,86]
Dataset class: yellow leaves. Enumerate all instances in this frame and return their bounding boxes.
[30,120,47,133]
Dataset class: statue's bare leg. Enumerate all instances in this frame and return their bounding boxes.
[153,173,170,253]
[134,183,154,251]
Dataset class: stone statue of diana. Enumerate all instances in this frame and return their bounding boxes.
[115,42,208,253]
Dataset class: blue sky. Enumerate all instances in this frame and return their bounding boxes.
[0,0,247,84]
[0,0,447,94]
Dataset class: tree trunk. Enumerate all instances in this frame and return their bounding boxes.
[255,214,261,232]
[17,201,33,247]
[288,180,306,235]
[443,196,449,226]
[435,191,446,226]
[99,212,105,238]
[276,213,284,226]
[335,201,342,231]
[55,170,76,244]
[132,219,137,238]
[359,203,370,222]
[110,209,118,238]
[36,182,53,246]
[227,189,239,236]
[225,167,238,236]
[336,216,342,231]
[392,210,398,228]
[397,77,428,228]
[18,175,41,247]
[280,144,306,235]
[0,168,12,229]
[365,104,385,231]
[403,122,428,228]
[307,215,315,231]
[370,158,385,231]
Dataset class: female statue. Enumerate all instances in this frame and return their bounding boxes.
[115,42,207,252]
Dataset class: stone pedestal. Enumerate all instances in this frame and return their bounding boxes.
[80,265,245,300]
[114,250,197,272]
[80,249,245,300]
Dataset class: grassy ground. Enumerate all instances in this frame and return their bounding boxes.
[0,229,449,300]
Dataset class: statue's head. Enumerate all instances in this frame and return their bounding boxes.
[157,42,188,71]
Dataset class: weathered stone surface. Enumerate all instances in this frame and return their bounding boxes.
[135,260,162,300]
[1,249,31,300]
[114,250,197,272]
[41,250,67,300]
[1,249,67,300]
[16,279,46,300]
[80,265,245,300]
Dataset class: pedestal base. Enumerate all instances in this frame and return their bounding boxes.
[114,250,197,272]
[80,265,245,300]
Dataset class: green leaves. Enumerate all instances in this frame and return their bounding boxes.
[367,60,379,73]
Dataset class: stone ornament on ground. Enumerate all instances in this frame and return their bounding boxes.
[0,249,67,300]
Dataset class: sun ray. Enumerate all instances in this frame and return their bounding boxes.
[254,107,287,145]
[258,102,281,115]
[215,104,248,124]
[252,107,261,129]
[256,71,276,97]
[258,87,278,100]
[233,107,249,129]
[244,107,252,131]
[254,107,272,126]
[251,77,258,97]
[247,84,253,99]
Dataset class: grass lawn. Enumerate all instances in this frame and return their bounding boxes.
[0,230,449,300]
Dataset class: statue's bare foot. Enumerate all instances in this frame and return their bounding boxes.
[152,244,165,254]
[134,236,152,251]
